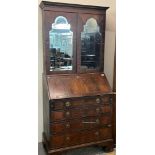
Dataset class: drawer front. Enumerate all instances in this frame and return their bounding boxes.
[50,115,111,134]
[50,127,112,149]
[50,95,111,110]
[51,104,111,122]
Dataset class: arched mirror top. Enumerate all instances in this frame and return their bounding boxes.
[52,16,71,30]
[80,18,102,71]
[83,18,100,33]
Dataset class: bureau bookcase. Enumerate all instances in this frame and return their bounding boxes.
[40,1,114,154]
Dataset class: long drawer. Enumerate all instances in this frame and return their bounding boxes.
[50,95,111,110]
[50,104,111,121]
[50,115,111,134]
[49,127,112,149]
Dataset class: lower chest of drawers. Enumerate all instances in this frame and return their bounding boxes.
[49,95,113,149]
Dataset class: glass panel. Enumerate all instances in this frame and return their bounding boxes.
[81,18,102,70]
[49,16,73,71]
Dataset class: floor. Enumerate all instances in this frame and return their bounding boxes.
[38,143,116,155]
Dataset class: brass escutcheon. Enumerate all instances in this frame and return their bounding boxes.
[107,124,112,128]
[66,123,70,128]
[66,136,70,141]
[96,119,100,124]
[65,101,71,107]
[66,111,70,116]
[96,107,100,113]
[96,98,100,103]
[95,131,99,136]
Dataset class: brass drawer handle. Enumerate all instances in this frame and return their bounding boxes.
[95,131,99,136]
[107,124,112,128]
[96,107,100,113]
[66,111,70,116]
[66,123,70,128]
[96,98,100,103]
[66,136,70,141]
[65,101,71,107]
[96,119,100,124]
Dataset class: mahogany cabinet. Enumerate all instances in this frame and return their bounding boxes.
[40,1,114,154]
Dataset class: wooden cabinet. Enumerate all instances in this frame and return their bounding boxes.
[40,1,114,154]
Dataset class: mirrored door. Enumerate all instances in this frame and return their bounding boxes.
[44,11,77,74]
[77,14,105,73]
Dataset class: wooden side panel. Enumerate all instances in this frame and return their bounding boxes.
[42,74,50,140]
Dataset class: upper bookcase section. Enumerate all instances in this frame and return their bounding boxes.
[40,1,109,75]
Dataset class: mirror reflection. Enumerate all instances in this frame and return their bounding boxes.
[81,18,102,69]
[49,16,73,71]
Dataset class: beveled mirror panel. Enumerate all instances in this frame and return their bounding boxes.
[81,18,102,70]
[49,16,73,71]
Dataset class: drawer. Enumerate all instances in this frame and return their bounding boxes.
[50,115,111,134]
[50,126,112,149]
[50,96,109,111]
[50,105,111,122]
